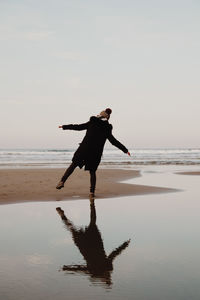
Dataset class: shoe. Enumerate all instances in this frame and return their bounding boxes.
[56,181,64,189]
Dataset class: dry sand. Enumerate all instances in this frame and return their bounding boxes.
[0,168,175,205]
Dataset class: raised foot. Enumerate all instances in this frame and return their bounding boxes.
[56,181,64,189]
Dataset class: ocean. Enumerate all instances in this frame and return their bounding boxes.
[0,148,200,169]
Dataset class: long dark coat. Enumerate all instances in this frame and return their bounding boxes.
[62,116,128,171]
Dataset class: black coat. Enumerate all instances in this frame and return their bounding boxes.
[62,116,128,171]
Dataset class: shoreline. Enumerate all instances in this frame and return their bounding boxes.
[176,171,200,176]
[0,168,176,205]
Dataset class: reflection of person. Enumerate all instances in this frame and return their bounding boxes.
[56,108,130,198]
[56,204,130,287]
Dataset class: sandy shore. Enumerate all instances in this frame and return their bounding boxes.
[176,171,200,176]
[0,168,175,204]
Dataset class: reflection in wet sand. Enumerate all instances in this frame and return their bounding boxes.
[56,202,130,287]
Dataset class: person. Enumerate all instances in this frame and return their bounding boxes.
[56,204,130,286]
[56,108,130,198]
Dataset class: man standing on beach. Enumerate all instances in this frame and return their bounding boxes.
[56,108,130,198]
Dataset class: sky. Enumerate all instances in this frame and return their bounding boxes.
[1,0,200,149]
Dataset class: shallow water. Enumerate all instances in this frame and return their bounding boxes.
[0,169,200,300]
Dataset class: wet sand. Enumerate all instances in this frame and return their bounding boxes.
[0,168,175,204]
[176,171,200,176]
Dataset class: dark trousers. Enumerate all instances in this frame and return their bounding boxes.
[61,162,96,193]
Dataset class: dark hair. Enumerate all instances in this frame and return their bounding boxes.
[105,108,112,115]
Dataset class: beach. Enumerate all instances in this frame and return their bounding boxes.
[0,168,176,205]
[0,166,200,300]
[0,147,200,300]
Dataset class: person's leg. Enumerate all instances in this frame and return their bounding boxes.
[56,207,77,232]
[56,161,77,189]
[89,170,96,195]
[61,161,77,183]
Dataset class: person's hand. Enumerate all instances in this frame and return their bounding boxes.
[127,151,131,156]
[58,125,63,128]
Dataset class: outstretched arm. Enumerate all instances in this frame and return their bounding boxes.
[58,122,89,131]
[107,132,129,154]
[107,239,131,262]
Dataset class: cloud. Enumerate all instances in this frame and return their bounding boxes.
[26,254,53,265]
[0,26,54,41]
[0,97,24,104]
[65,77,82,89]
[23,30,54,41]
[51,237,73,246]
[53,51,85,61]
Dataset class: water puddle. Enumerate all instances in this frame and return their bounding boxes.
[0,180,200,300]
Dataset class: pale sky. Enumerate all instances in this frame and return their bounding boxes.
[1,0,200,149]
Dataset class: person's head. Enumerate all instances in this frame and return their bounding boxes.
[98,108,112,120]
